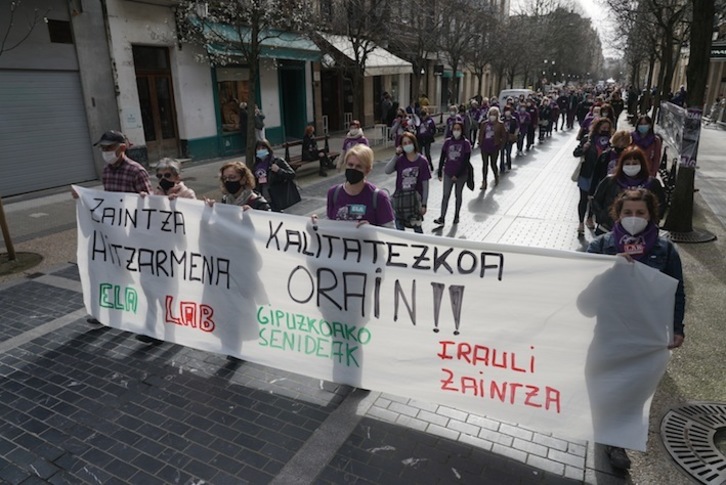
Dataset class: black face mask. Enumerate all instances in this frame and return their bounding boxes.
[614,146,625,153]
[224,180,243,194]
[345,168,365,184]
[158,178,176,193]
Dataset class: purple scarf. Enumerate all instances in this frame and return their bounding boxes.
[615,173,653,189]
[612,221,659,261]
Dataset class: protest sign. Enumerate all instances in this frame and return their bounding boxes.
[74,186,676,450]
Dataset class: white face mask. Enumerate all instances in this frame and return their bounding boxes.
[620,216,648,235]
[489,115,497,122]
[101,151,119,164]
[622,165,641,177]
[349,128,360,136]
[402,144,414,153]
[452,130,462,139]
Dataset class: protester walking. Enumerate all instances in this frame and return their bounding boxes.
[434,121,472,226]
[340,120,369,169]
[587,188,685,472]
[416,108,437,170]
[631,116,662,176]
[591,146,665,234]
[385,132,431,233]
[500,107,519,173]
[573,117,613,235]
[479,107,506,190]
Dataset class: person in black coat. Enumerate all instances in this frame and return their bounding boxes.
[301,125,332,177]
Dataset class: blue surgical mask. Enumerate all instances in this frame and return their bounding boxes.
[402,144,415,154]
[256,149,269,159]
[638,125,651,134]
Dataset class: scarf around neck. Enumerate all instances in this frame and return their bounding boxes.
[612,221,659,261]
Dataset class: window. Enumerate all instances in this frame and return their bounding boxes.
[217,68,250,132]
[46,19,73,44]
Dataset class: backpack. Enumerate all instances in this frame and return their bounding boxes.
[333,184,380,211]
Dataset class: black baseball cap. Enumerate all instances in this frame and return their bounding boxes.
[94,130,126,146]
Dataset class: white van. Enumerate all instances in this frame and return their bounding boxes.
[498,88,535,102]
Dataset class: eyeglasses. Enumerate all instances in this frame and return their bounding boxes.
[156,173,173,179]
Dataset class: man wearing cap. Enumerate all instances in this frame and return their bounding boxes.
[75,131,156,342]
[95,130,153,194]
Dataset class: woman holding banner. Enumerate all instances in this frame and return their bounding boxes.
[586,188,685,470]
[325,144,395,227]
[213,161,271,211]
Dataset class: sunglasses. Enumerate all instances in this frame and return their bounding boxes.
[156,173,173,179]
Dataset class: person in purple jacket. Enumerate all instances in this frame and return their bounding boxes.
[339,120,369,170]
[444,105,459,138]
[326,144,394,227]
[434,121,471,226]
[468,100,482,146]
[515,104,531,156]
[416,107,436,170]
[385,132,431,233]
[500,107,519,173]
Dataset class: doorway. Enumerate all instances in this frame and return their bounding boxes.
[133,46,179,161]
[278,61,307,141]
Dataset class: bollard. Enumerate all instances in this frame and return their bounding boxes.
[0,196,16,261]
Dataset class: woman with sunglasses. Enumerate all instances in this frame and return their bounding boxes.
[149,158,196,199]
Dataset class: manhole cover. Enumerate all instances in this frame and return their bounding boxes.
[662,229,717,244]
[661,402,726,484]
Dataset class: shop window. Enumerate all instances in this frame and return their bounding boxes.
[46,19,73,44]
[217,67,250,132]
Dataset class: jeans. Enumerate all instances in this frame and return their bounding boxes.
[578,188,592,222]
[527,125,536,148]
[440,173,466,220]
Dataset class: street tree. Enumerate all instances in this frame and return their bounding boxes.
[176,0,312,162]
[463,7,499,96]
[316,0,390,123]
[386,0,443,103]
[439,0,480,104]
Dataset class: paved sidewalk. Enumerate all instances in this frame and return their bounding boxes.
[1,120,724,484]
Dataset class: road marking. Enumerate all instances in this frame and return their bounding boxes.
[28,212,49,218]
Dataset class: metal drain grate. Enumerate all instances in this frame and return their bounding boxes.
[661,402,726,484]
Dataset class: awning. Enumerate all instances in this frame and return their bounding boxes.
[442,70,464,79]
[193,19,321,62]
[318,33,412,77]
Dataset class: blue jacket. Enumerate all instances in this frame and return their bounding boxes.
[587,233,685,335]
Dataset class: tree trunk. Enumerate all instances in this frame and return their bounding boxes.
[246,23,260,164]
[411,68,422,104]
[451,63,459,105]
[686,0,715,108]
[352,70,364,124]
[646,54,656,88]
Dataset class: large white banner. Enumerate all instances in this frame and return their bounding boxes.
[74,186,677,451]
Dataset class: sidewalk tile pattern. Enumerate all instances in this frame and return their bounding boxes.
[0,281,84,343]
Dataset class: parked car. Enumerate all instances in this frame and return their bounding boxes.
[498,88,535,102]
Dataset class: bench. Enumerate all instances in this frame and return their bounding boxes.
[282,135,340,171]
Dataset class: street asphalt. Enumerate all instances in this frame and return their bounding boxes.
[0,116,724,484]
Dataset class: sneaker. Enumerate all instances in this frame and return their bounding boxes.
[480,181,487,190]
[606,446,631,471]
[577,223,585,235]
[433,217,445,225]
[453,216,460,224]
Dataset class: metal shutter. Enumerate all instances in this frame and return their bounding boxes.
[0,70,97,196]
